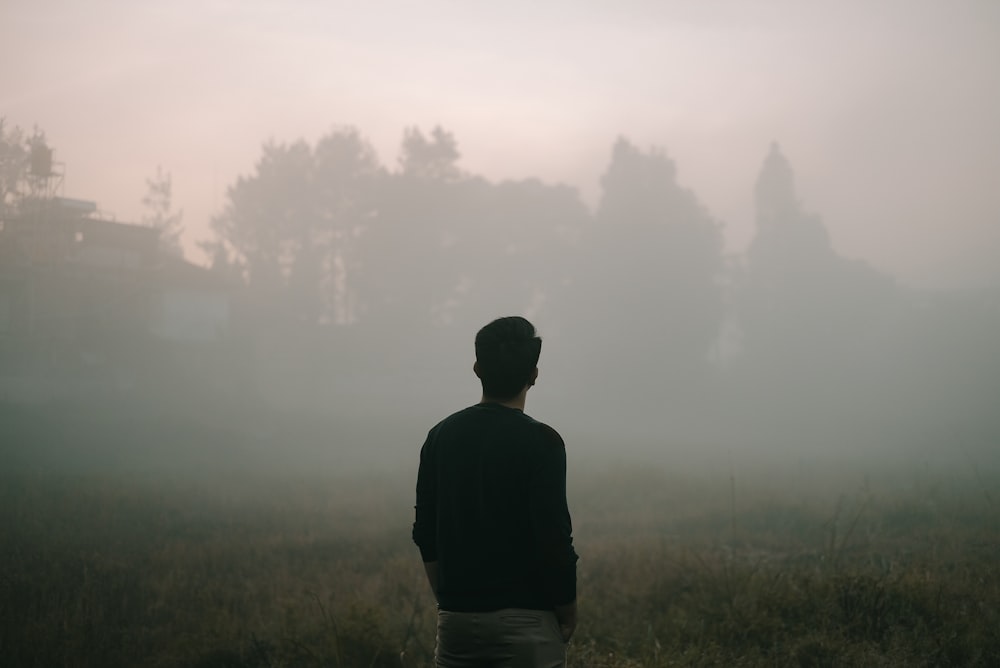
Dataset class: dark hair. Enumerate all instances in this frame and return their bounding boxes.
[475,316,542,400]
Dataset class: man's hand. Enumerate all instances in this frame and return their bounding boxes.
[554,601,577,643]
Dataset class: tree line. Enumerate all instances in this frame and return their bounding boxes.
[197,125,998,454]
[2,119,997,455]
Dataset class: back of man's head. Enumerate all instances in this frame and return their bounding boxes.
[475,316,542,401]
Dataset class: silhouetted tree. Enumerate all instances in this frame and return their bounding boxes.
[310,128,383,324]
[142,165,184,257]
[399,126,462,182]
[0,120,32,219]
[361,126,588,333]
[459,177,587,330]
[354,126,470,331]
[567,137,725,412]
[208,127,383,325]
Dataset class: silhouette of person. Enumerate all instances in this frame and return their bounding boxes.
[413,316,578,667]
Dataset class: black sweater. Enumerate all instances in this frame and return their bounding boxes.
[412,403,578,612]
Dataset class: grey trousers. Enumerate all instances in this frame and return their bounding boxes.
[435,608,566,668]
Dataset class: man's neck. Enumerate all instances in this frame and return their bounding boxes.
[480,392,527,411]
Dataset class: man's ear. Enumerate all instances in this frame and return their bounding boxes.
[473,361,482,379]
[529,367,539,387]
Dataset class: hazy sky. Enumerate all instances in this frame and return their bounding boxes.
[3,0,998,288]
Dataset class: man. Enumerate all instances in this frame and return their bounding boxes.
[412,316,578,668]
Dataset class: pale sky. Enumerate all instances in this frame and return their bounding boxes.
[2,0,998,288]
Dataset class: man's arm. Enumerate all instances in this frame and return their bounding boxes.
[422,560,440,603]
[413,434,439,600]
[530,424,579,640]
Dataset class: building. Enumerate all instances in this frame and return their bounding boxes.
[0,195,236,403]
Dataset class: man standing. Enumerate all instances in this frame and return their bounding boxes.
[413,316,578,668]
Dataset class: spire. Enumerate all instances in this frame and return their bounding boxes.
[749,142,833,264]
[754,142,799,231]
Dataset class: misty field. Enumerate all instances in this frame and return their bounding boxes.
[3,432,999,668]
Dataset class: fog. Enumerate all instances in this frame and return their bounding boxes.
[4,0,1000,287]
[5,7,1000,666]
[2,0,999,482]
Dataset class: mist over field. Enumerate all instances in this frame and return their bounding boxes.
[2,2,999,665]
[1,0,997,532]
[2,128,997,478]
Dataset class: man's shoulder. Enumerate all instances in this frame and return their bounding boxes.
[519,411,564,450]
[532,420,566,450]
[429,404,479,428]
[426,406,564,443]
[423,405,481,441]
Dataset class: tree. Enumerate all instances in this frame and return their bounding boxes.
[398,125,462,181]
[456,177,588,329]
[358,125,588,334]
[207,127,383,325]
[356,126,470,330]
[311,128,384,324]
[566,137,725,411]
[0,120,31,219]
[141,165,184,257]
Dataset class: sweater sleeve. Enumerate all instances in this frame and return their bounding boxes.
[529,423,578,606]
[412,432,438,562]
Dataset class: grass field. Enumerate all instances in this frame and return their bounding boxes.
[1,406,998,666]
[3,465,998,667]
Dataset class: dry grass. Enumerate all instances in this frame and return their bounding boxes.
[1,462,998,667]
